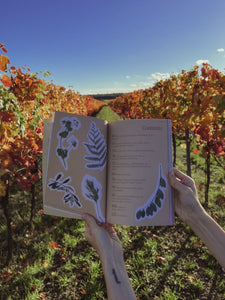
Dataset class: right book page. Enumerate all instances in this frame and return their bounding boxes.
[106,119,174,226]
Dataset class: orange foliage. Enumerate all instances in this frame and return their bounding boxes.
[10,68,45,102]
[0,74,12,87]
[40,82,88,119]
[0,54,10,72]
[109,90,145,119]
[109,64,225,159]
[83,96,106,116]
[0,129,42,190]
[48,242,59,248]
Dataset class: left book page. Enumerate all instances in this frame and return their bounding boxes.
[43,111,108,222]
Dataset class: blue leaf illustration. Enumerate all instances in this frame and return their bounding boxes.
[56,117,81,170]
[81,174,105,222]
[135,163,167,221]
[48,173,82,208]
[83,122,107,171]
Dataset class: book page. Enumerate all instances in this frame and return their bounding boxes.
[43,111,108,222]
[106,119,173,226]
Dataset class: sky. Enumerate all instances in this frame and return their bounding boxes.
[1,0,225,95]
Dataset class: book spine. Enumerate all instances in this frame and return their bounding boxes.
[105,122,110,223]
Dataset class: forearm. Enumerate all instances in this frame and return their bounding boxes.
[100,249,136,300]
[187,208,225,269]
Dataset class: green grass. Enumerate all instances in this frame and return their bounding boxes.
[96,105,121,122]
[0,107,225,299]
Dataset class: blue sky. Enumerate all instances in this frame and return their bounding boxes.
[1,0,225,94]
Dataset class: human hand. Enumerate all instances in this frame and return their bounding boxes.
[82,214,123,260]
[168,168,203,223]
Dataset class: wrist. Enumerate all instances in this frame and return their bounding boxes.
[98,236,123,263]
[185,203,206,226]
[100,245,124,265]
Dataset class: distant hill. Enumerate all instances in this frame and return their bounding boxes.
[86,93,125,101]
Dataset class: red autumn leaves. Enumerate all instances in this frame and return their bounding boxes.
[0,44,11,86]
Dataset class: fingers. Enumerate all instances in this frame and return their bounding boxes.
[168,168,196,194]
[174,168,197,194]
[173,168,193,184]
[168,170,185,192]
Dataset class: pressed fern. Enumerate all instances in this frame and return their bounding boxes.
[83,122,107,171]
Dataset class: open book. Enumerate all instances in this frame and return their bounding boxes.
[43,111,174,226]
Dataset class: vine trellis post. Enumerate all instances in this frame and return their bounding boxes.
[185,127,191,177]
[205,142,211,208]
[1,180,13,265]
[172,132,176,166]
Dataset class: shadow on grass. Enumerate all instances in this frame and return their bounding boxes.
[150,229,192,298]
